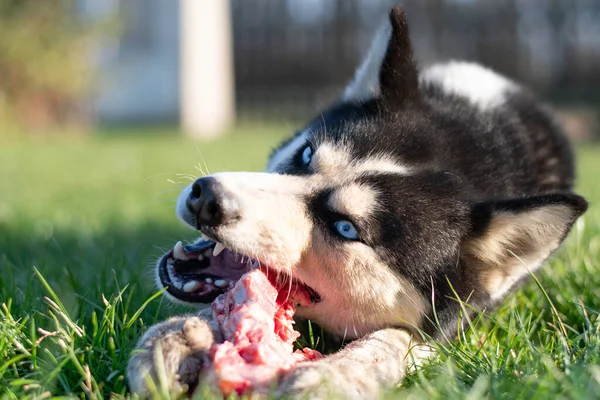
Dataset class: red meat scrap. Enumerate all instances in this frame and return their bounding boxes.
[206,269,323,395]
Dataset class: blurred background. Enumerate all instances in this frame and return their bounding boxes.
[1,0,599,139]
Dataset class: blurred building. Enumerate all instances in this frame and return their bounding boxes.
[82,0,181,124]
[85,0,600,135]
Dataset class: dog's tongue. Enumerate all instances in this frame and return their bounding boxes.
[207,269,322,395]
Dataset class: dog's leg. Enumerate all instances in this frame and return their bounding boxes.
[126,308,221,397]
[277,328,428,399]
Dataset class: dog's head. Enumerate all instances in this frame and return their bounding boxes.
[157,7,587,339]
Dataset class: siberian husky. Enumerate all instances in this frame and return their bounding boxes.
[128,6,587,399]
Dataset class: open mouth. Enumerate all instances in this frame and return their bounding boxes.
[158,237,321,305]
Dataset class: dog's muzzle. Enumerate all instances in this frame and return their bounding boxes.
[186,177,240,229]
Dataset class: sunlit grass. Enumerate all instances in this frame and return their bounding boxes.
[0,127,599,399]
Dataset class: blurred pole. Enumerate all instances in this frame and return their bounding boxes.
[181,0,235,139]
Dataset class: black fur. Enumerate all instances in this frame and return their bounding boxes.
[272,6,588,340]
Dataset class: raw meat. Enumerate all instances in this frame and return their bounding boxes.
[206,269,322,395]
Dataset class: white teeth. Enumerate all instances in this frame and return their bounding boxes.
[246,260,253,269]
[201,234,210,242]
[214,279,228,288]
[213,242,226,257]
[197,254,204,261]
[173,241,189,261]
[205,277,213,284]
[183,280,201,293]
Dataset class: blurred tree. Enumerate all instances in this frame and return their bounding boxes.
[0,0,113,133]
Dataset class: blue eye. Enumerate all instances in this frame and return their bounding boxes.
[301,145,313,166]
[334,220,360,240]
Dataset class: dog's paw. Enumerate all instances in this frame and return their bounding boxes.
[127,314,221,398]
[276,361,381,400]
[276,362,337,400]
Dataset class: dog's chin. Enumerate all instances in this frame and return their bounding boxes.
[156,235,321,307]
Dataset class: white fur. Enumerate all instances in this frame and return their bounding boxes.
[176,184,193,225]
[341,21,391,102]
[195,171,313,268]
[358,155,412,175]
[277,328,425,399]
[315,143,412,177]
[420,61,518,111]
[328,184,378,219]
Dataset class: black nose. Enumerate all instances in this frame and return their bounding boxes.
[186,177,237,227]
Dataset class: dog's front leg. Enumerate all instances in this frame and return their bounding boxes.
[277,328,426,400]
[126,308,221,397]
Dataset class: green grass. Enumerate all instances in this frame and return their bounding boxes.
[0,125,599,399]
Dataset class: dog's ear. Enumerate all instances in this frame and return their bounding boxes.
[378,7,420,106]
[342,6,419,104]
[461,193,587,301]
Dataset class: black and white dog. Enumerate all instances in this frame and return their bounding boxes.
[128,6,587,399]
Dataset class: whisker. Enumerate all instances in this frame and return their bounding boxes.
[193,164,208,177]
[342,325,349,343]
[195,142,211,177]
